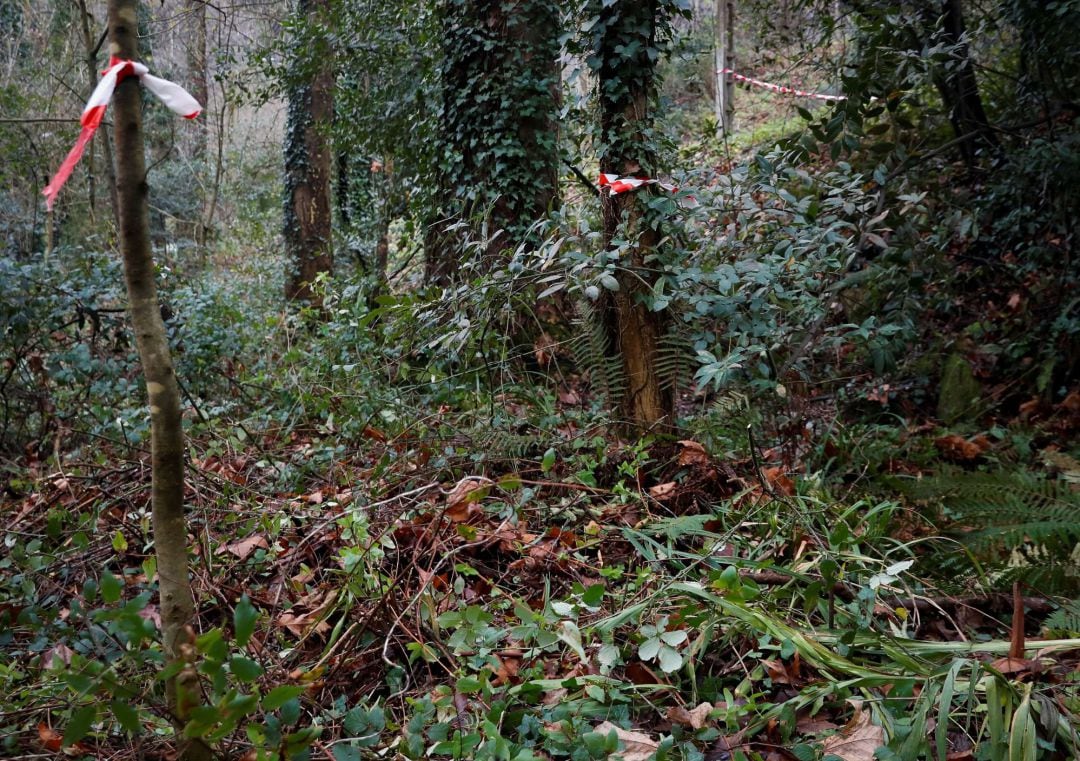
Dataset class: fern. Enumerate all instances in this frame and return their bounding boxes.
[711,389,750,418]
[903,470,1080,595]
[570,301,624,405]
[1044,598,1080,636]
[656,328,695,393]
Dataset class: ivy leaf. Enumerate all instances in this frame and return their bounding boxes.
[456,676,483,693]
[230,656,263,682]
[638,638,661,661]
[279,697,301,725]
[541,447,557,473]
[598,643,621,669]
[658,645,683,673]
[659,630,687,647]
[333,746,362,761]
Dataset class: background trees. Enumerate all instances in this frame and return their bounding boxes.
[587,0,686,430]
[3,0,1080,757]
[282,0,334,302]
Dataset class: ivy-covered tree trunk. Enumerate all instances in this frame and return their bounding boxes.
[593,0,675,432]
[107,1,209,757]
[426,0,560,282]
[283,0,333,302]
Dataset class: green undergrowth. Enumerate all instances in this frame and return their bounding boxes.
[3,396,1080,759]
[4,59,1080,761]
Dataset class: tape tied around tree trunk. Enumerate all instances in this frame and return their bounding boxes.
[598,173,677,195]
[597,173,697,208]
[42,57,202,210]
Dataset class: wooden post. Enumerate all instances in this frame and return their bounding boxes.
[714,0,734,135]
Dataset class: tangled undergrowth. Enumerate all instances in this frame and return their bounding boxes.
[3,375,1079,760]
[3,55,1080,760]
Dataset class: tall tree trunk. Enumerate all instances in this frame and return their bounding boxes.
[933,0,997,164]
[186,0,210,245]
[107,1,209,758]
[283,0,334,303]
[185,0,208,161]
[426,0,560,282]
[595,0,674,432]
[714,0,734,135]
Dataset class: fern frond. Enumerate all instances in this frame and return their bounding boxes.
[656,329,694,393]
[902,470,1080,595]
[906,471,1080,529]
[571,301,624,405]
[1044,598,1080,636]
[712,389,749,417]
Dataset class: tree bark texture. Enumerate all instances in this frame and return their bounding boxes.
[932,0,997,164]
[107,1,209,757]
[283,0,334,303]
[426,0,560,281]
[185,0,208,161]
[596,0,674,432]
[186,0,211,245]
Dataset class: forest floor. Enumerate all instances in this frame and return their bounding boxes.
[3,73,1080,761]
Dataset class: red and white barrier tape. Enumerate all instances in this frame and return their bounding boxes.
[597,173,697,208]
[598,173,677,195]
[43,57,202,210]
[719,68,846,102]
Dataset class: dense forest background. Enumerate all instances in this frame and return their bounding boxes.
[2,0,1080,759]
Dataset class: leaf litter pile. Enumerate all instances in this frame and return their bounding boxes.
[2,426,1079,760]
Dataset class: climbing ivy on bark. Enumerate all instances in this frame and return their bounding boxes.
[578,0,690,430]
[428,0,562,279]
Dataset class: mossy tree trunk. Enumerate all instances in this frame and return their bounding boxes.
[107,0,210,758]
[595,0,674,432]
[283,0,334,303]
[426,0,560,282]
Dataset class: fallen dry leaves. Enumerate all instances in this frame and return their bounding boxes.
[667,702,715,730]
[934,434,991,462]
[220,533,269,560]
[593,721,659,761]
[37,723,90,755]
[762,466,796,496]
[648,481,678,501]
[821,700,885,761]
[677,440,710,468]
[276,589,337,639]
[444,476,492,522]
